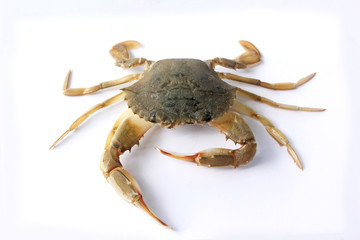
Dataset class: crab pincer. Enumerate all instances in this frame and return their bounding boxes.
[156,111,257,168]
[100,111,171,228]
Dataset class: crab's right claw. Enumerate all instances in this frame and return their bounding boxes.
[108,167,170,228]
[101,112,171,229]
[101,147,171,229]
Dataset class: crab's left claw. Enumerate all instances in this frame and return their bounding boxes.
[156,112,257,168]
[156,144,256,168]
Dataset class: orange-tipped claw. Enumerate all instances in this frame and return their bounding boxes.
[155,147,200,163]
[155,146,253,168]
[102,151,171,229]
[136,197,172,229]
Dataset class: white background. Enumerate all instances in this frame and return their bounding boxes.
[1,0,360,239]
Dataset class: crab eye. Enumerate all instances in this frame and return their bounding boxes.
[149,112,157,123]
[203,111,212,122]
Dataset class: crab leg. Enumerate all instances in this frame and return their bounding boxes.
[109,40,141,60]
[100,112,170,228]
[231,100,303,169]
[218,72,316,90]
[156,111,257,168]
[50,92,126,149]
[110,40,153,70]
[236,88,326,112]
[115,57,154,70]
[209,40,261,70]
[63,70,142,96]
[235,40,261,65]
[209,57,247,70]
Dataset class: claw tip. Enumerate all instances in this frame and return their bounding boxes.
[154,147,163,153]
[136,197,170,229]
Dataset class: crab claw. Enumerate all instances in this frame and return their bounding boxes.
[101,146,171,229]
[105,165,170,228]
[156,112,258,168]
[155,145,256,168]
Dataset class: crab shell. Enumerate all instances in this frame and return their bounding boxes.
[123,59,237,128]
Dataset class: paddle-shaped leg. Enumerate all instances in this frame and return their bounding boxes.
[208,40,261,70]
[110,40,153,70]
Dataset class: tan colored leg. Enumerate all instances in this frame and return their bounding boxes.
[100,113,170,228]
[231,100,303,169]
[50,92,126,149]
[115,57,153,69]
[110,40,153,70]
[236,88,325,112]
[109,40,141,60]
[208,40,261,70]
[156,111,257,168]
[63,70,142,96]
[235,40,261,65]
[218,72,316,90]
[209,57,247,70]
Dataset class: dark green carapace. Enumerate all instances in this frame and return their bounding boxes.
[124,59,236,127]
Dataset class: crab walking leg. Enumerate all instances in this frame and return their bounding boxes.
[231,100,303,169]
[236,88,326,112]
[63,70,142,96]
[49,92,126,149]
[110,40,154,70]
[218,72,316,90]
[100,114,170,228]
[156,112,257,168]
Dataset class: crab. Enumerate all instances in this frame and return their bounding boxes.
[50,40,325,228]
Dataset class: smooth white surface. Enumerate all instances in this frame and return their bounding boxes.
[1,1,359,239]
